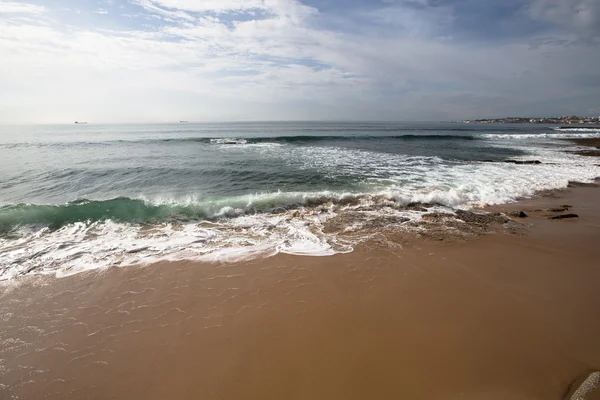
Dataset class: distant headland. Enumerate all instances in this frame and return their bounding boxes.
[463,116,600,125]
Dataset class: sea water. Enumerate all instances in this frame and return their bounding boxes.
[1,122,599,280]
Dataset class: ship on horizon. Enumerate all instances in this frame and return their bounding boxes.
[74,121,88,124]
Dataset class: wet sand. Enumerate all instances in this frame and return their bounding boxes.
[2,184,600,399]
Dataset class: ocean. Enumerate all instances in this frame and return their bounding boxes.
[1,122,599,280]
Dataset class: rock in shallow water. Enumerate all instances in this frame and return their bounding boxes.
[504,159,542,165]
[507,211,528,218]
[568,181,599,188]
[454,210,509,224]
[549,214,579,220]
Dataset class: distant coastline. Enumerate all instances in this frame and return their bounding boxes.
[463,116,600,125]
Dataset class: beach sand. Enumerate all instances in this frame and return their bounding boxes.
[1,143,600,399]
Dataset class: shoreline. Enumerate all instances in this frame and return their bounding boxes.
[2,178,600,399]
[1,138,599,399]
[2,135,600,280]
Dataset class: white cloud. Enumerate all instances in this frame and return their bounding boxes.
[0,2,45,14]
[0,0,598,123]
[366,1,454,37]
[143,0,316,16]
[134,0,317,25]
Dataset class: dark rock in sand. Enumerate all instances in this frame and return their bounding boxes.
[504,160,542,165]
[127,246,150,254]
[421,212,453,222]
[507,211,528,218]
[454,210,509,225]
[549,207,569,212]
[422,210,509,225]
[568,181,599,188]
[363,216,410,229]
[405,202,430,212]
[549,214,579,220]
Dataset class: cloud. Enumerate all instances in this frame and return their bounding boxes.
[134,0,317,25]
[142,0,316,16]
[0,0,598,123]
[364,0,455,38]
[528,0,600,36]
[0,2,45,14]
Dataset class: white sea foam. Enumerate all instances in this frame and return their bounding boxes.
[553,127,600,132]
[0,209,353,281]
[209,138,248,145]
[479,132,600,139]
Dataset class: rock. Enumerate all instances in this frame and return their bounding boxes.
[561,205,573,209]
[127,246,150,254]
[549,207,569,212]
[564,371,600,400]
[421,212,449,222]
[292,211,301,218]
[455,210,509,224]
[504,160,542,165]
[362,216,410,229]
[508,211,528,218]
[405,202,429,212]
[568,181,599,188]
[549,214,579,220]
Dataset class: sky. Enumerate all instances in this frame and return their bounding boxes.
[0,0,599,123]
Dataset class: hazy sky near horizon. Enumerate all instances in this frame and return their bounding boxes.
[1,0,599,123]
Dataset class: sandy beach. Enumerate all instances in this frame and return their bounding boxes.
[1,182,599,399]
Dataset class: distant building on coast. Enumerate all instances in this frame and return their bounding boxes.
[463,115,600,125]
